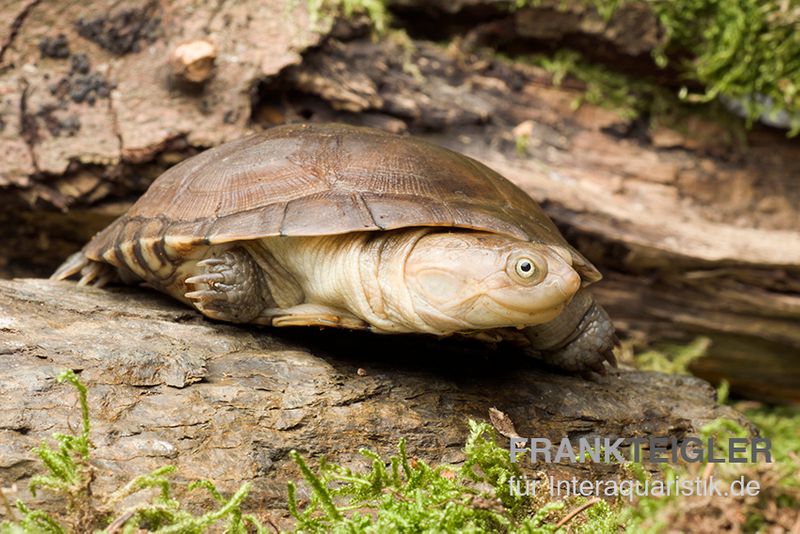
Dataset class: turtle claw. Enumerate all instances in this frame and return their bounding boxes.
[197,258,226,267]
[185,289,226,303]
[183,289,226,319]
[603,347,618,368]
[183,247,265,323]
[185,273,225,285]
[612,333,621,348]
[76,260,117,287]
[94,272,114,288]
[587,356,608,376]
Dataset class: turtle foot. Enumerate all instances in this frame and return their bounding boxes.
[541,302,617,375]
[184,247,265,323]
[51,252,117,288]
[525,296,618,376]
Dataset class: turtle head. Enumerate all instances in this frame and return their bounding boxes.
[404,231,581,332]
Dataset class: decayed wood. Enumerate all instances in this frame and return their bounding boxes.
[0,0,798,402]
[0,278,746,522]
[0,0,325,182]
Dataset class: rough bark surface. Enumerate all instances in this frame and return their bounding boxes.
[0,278,746,523]
[1,1,798,402]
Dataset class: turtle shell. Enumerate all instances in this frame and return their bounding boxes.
[86,123,600,282]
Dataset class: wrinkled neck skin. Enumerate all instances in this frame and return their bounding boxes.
[260,228,577,335]
[261,229,453,333]
[523,290,594,350]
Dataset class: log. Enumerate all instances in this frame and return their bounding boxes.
[0,278,746,522]
[1,0,798,402]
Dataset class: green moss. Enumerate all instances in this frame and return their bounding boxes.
[286,421,635,533]
[527,49,646,120]
[745,406,800,490]
[514,0,800,135]
[307,0,389,34]
[0,370,264,533]
[715,379,730,405]
[650,0,800,134]
[514,133,530,157]
[287,423,525,532]
[516,49,747,147]
[632,337,711,375]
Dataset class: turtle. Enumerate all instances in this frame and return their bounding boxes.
[52,123,617,374]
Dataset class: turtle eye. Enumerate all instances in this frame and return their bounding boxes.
[507,252,547,284]
[515,258,536,278]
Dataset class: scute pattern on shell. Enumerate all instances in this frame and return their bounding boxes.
[86,123,600,281]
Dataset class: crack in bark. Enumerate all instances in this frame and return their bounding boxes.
[18,77,41,173]
[107,64,124,158]
[206,0,228,30]
[0,0,42,66]
[330,384,390,407]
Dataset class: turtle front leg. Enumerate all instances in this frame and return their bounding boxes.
[522,290,618,375]
[184,247,268,323]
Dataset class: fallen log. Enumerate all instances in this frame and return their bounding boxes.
[0,278,745,522]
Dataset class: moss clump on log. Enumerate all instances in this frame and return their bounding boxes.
[511,50,746,148]
[515,0,800,134]
[308,0,390,33]
[651,0,800,133]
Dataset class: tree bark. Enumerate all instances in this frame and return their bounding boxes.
[0,278,746,523]
[0,1,798,402]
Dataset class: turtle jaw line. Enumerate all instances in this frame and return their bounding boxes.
[475,272,579,326]
[415,271,576,330]
[481,296,567,326]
